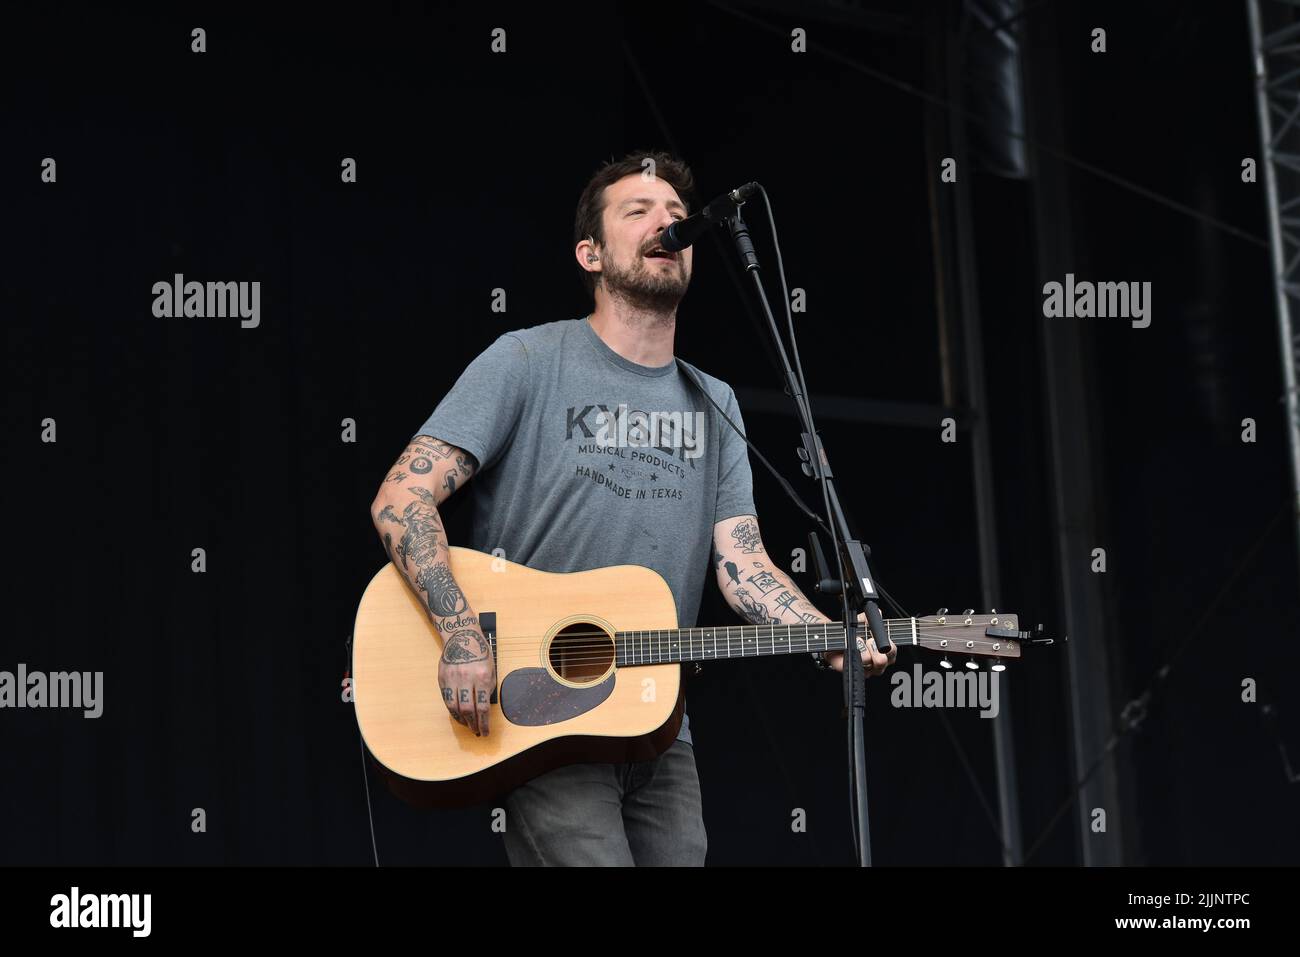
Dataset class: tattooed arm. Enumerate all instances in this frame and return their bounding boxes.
[369,435,494,735]
[712,515,823,626]
[712,514,894,677]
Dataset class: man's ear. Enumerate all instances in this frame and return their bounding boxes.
[575,235,602,275]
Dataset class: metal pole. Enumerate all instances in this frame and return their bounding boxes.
[1247,0,1300,582]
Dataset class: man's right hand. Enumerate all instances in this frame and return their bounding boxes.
[437,626,496,736]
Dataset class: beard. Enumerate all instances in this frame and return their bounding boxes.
[600,247,691,315]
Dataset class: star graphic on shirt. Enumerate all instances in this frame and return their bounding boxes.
[608,463,615,471]
[650,473,658,481]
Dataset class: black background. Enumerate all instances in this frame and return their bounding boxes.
[2,0,1297,866]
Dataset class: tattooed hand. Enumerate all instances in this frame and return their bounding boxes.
[438,621,496,736]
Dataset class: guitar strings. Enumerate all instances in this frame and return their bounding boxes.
[482,628,884,665]
[477,630,1014,668]
[461,618,1002,648]
[463,624,1007,655]
[413,619,1016,669]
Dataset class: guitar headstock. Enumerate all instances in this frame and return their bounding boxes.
[908,608,1038,670]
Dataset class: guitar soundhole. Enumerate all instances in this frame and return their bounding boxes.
[548,621,615,684]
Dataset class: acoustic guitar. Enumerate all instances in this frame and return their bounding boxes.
[352,546,1027,808]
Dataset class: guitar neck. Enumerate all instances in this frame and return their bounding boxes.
[613,619,918,666]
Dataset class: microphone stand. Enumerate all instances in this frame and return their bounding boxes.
[722,205,892,867]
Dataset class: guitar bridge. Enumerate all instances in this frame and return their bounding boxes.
[480,611,499,705]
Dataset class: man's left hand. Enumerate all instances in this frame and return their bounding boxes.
[821,612,898,676]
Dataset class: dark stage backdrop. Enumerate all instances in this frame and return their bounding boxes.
[2,1,1297,866]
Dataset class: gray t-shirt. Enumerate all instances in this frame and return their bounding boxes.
[415,316,756,745]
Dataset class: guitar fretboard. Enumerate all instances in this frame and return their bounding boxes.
[613,620,919,666]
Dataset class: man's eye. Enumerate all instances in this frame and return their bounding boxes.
[629,209,644,216]
[672,214,684,222]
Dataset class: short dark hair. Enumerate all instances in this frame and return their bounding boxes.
[573,150,696,299]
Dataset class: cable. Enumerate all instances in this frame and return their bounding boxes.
[348,635,381,867]
[358,726,381,867]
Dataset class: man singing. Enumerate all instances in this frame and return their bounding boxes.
[369,151,895,866]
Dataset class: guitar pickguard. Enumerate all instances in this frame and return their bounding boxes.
[500,668,616,726]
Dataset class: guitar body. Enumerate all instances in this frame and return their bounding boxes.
[352,547,685,808]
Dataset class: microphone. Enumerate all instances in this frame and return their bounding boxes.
[659,182,760,252]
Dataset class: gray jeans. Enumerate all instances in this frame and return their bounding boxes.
[501,738,707,866]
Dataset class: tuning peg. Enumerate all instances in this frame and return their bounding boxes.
[962,608,974,616]
[939,656,953,669]
[936,607,948,616]
[990,607,997,615]
[964,658,980,670]
[991,661,1006,672]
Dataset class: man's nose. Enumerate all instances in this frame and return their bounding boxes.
[650,208,676,232]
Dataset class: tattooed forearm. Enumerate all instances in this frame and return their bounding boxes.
[721,559,825,625]
[376,491,478,634]
[372,436,484,643]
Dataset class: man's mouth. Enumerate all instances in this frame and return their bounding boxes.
[644,246,678,261]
